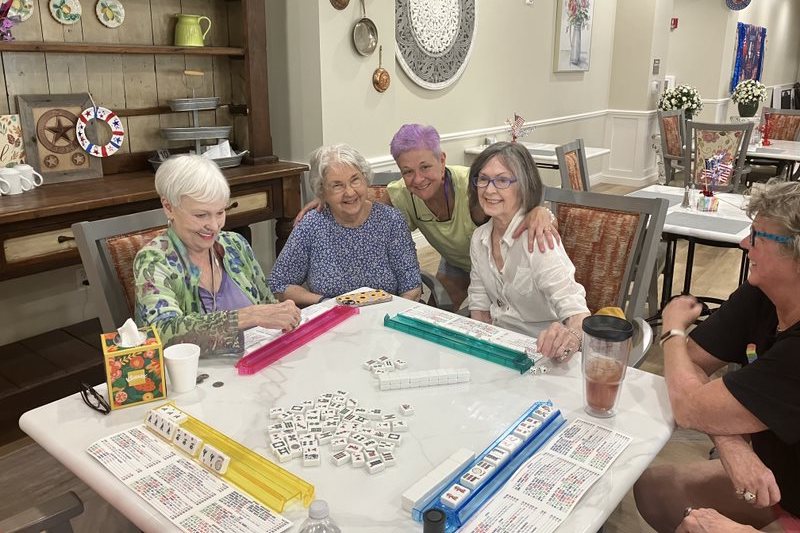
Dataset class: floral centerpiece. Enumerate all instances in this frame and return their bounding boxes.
[731,79,767,117]
[657,84,703,119]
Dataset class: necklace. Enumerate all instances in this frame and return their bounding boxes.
[208,248,219,312]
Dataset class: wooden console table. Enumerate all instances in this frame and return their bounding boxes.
[0,161,307,281]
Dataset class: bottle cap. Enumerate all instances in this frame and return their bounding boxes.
[423,508,446,533]
[308,499,330,520]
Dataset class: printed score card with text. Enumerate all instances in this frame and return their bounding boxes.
[87,425,292,533]
[461,419,632,533]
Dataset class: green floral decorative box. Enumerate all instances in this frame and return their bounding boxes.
[101,326,166,410]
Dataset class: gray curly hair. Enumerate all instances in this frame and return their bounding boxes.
[308,144,374,200]
[746,180,800,262]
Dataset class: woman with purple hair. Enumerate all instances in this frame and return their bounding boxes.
[294,124,557,308]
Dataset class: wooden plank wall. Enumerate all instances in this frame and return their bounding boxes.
[0,0,242,157]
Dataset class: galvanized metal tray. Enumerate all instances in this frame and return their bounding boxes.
[167,97,220,112]
[149,151,248,172]
[160,126,231,141]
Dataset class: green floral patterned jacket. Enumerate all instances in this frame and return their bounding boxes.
[134,228,277,355]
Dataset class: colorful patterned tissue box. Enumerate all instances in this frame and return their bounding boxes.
[101,326,166,410]
[696,195,719,212]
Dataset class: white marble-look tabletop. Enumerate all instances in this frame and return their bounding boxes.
[20,298,673,532]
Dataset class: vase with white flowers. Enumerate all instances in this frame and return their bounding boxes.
[731,79,767,117]
[658,84,703,120]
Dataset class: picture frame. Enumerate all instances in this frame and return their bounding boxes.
[16,93,103,184]
[553,0,594,72]
[0,114,26,168]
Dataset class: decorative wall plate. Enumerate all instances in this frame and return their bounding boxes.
[95,0,124,28]
[9,0,35,21]
[726,0,751,10]
[49,0,81,25]
[395,0,476,91]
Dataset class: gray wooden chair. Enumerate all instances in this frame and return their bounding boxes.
[72,209,167,332]
[745,107,800,184]
[555,138,590,191]
[0,491,84,533]
[544,187,667,367]
[686,120,753,192]
[657,109,687,186]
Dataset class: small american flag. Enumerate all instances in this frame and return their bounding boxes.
[700,161,732,186]
[507,113,527,141]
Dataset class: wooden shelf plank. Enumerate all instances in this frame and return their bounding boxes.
[0,41,245,57]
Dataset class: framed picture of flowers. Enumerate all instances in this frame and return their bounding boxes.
[554,0,594,72]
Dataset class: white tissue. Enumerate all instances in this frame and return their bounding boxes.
[203,140,233,159]
[117,318,145,347]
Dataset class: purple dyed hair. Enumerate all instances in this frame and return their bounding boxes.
[389,124,442,160]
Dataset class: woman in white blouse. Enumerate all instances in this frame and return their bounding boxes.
[468,142,590,360]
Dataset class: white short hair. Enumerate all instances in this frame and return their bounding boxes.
[308,144,373,199]
[154,155,230,207]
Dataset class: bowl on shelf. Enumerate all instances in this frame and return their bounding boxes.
[148,150,248,172]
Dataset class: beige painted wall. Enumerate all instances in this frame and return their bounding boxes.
[737,0,800,87]
[267,0,618,165]
[609,0,657,110]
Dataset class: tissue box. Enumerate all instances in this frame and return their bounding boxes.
[696,195,719,212]
[101,326,166,410]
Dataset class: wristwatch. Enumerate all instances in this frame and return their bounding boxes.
[659,328,688,348]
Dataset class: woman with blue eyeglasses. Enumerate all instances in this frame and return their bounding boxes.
[466,142,589,360]
[635,181,800,533]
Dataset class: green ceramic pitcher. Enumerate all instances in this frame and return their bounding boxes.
[174,14,212,47]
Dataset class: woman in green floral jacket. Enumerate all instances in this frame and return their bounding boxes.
[134,155,301,355]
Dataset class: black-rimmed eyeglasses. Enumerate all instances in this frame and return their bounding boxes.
[80,382,111,415]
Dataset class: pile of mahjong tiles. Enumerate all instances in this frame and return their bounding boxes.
[267,389,414,474]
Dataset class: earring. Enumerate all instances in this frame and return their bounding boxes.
[167,218,173,226]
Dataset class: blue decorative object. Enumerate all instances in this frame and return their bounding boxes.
[730,22,766,93]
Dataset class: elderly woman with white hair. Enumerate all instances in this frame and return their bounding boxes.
[134,155,301,355]
[269,144,421,306]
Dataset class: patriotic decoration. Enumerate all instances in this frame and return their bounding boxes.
[506,113,535,142]
[699,152,732,191]
[75,105,124,157]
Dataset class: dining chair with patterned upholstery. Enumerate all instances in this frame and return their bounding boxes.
[657,109,687,186]
[543,187,667,367]
[747,107,800,182]
[555,138,590,191]
[686,120,753,192]
[72,208,167,332]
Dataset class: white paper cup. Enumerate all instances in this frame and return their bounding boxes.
[163,343,200,394]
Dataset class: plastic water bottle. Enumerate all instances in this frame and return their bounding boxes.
[298,500,341,533]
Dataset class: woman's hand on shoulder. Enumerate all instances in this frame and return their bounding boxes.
[293,199,323,226]
[239,301,302,332]
[513,206,560,253]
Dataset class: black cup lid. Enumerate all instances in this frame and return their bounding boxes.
[423,508,446,533]
[582,315,634,341]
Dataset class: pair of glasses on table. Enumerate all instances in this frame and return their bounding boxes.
[80,382,111,415]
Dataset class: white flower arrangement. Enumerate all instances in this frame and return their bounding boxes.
[657,84,704,114]
[731,79,767,105]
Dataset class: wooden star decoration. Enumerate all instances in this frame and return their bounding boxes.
[45,117,74,145]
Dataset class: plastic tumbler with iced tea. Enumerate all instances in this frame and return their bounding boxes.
[581,315,634,418]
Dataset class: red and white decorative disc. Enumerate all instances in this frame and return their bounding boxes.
[75,106,125,157]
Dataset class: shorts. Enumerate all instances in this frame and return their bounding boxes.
[437,258,470,280]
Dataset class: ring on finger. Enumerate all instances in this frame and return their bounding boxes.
[744,491,757,504]
[735,488,745,496]
[683,506,693,517]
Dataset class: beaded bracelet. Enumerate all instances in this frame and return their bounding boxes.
[566,327,582,350]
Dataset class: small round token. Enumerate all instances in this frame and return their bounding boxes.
[196,373,210,384]
[212,381,224,388]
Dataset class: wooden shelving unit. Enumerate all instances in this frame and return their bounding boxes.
[0,41,245,57]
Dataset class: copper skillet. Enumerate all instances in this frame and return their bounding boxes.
[372,45,390,93]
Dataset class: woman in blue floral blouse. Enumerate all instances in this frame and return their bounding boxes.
[134,155,301,355]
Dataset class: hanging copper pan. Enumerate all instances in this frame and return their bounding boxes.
[330,0,349,9]
[372,46,390,93]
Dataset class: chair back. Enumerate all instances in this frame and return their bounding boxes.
[657,109,688,185]
[686,120,753,192]
[367,171,400,203]
[72,209,167,332]
[762,107,800,141]
[543,187,667,323]
[555,139,590,191]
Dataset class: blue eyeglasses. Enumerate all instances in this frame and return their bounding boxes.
[472,175,518,189]
[749,226,793,247]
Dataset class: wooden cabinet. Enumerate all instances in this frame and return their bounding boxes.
[0,0,307,280]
